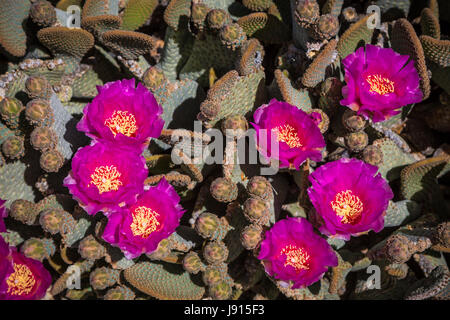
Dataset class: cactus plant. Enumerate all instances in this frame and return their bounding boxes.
[0,0,448,302]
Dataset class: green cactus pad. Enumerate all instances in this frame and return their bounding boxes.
[124,261,205,299]
[0,0,31,57]
[122,0,159,31]
[337,14,374,60]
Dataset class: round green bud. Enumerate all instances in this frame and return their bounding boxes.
[25,99,53,126]
[195,212,220,239]
[9,199,38,225]
[182,251,205,274]
[384,234,412,264]
[247,176,271,200]
[203,265,226,286]
[40,149,64,173]
[2,136,25,159]
[30,0,57,27]
[243,198,269,225]
[361,145,383,166]
[221,114,249,138]
[25,76,52,99]
[142,67,166,92]
[209,280,232,300]
[206,9,231,32]
[240,224,263,250]
[146,238,171,260]
[78,235,106,260]
[219,23,247,50]
[203,241,228,265]
[313,14,339,40]
[39,208,76,235]
[345,131,369,152]
[342,109,366,132]
[0,97,24,128]
[90,267,120,290]
[342,7,358,23]
[210,177,238,203]
[21,237,55,261]
[191,3,210,32]
[30,126,58,151]
[294,0,320,27]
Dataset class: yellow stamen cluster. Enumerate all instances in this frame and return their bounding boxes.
[89,165,123,194]
[366,74,395,95]
[104,110,138,137]
[6,264,36,296]
[330,190,363,224]
[130,206,161,238]
[281,244,310,271]
[272,125,302,148]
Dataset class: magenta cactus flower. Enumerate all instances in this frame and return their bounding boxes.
[251,99,325,170]
[102,178,185,259]
[0,199,7,232]
[307,158,394,240]
[0,237,13,296]
[0,238,51,300]
[77,78,164,151]
[258,217,338,289]
[63,141,148,216]
[340,44,423,122]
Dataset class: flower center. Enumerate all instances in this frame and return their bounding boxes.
[281,244,310,272]
[366,74,395,95]
[6,263,36,296]
[330,190,363,224]
[130,206,161,238]
[104,110,138,137]
[89,165,123,194]
[272,125,302,148]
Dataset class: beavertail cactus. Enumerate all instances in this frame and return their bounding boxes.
[0,0,448,302]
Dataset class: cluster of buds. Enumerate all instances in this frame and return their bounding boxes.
[241,176,273,251]
[185,208,235,299]
[294,0,340,45]
[189,4,247,51]
[24,75,64,173]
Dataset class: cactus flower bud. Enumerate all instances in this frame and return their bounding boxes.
[206,9,231,32]
[90,267,120,290]
[30,127,58,151]
[0,97,24,129]
[209,280,232,300]
[30,0,57,27]
[40,149,64,173]
[345,131,369,152]
[241,224,263,250]
[25,76,52,99]
[182,251,205,274]
[9,199,39,225]
[20,238,55,262]
[2,136,25,159]
[25,99,53,126]
[203,241,228,265]
[78,235,106,260]
[210,177,238,203]
[247,176,272,200]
